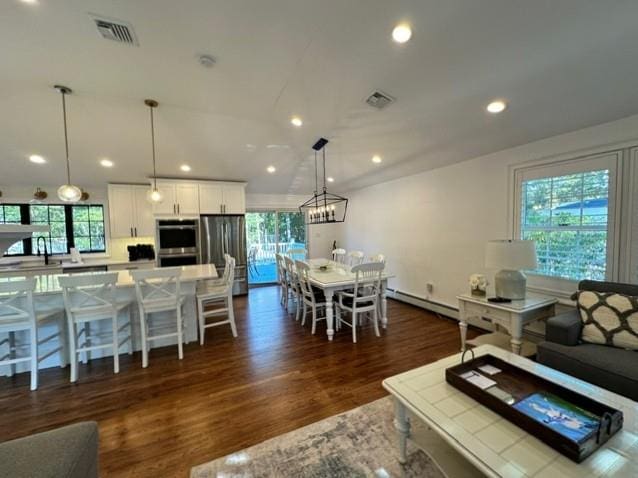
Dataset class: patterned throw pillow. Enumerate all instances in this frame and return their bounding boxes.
[575,291,638,350]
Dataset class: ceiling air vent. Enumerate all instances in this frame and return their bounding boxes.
[90,14,139,46]
[365,90,395,109]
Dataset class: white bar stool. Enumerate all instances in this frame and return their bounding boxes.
[59,272,133,383]
[131,268,184,368]
[0,278,67,390]
[196,256,237,344]
[332,248,346,264]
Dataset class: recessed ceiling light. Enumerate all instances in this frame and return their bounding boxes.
[100,158,114,168]
[29,154,46,164]
[20,0,38,4]
[327,177,334,183]
[267,165,276,173]
[290,116,303,127]
[180,164,191,172]
[486,100,507,114]
[372,155,383,164]
[392,23,412,44]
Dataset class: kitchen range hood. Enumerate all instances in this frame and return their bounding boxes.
[0,224,50,257]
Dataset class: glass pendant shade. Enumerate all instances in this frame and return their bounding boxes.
[147,187,163,204]
[57,184,82,202]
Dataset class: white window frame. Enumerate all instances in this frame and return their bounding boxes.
[512,150,623,293]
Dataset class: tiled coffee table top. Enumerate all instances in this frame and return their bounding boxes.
[383,345,638,477]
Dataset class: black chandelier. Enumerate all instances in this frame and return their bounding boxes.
[299,137,348,225]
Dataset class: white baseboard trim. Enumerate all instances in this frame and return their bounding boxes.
[388,288,547,340]
[388,289,459,320]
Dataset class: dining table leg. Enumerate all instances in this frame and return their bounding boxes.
[325,289,335,341]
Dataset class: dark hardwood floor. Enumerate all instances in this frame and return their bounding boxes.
[0,286,482,477]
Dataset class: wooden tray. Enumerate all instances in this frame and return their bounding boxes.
[445,353,623,463]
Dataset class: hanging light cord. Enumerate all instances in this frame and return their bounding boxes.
[150,104,157,189]
[60,90,71,184]
[322,148,327,193]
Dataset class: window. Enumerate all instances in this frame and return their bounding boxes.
[1,203,106,257]
[72,205,106,252]
[0,204,24,255]
[515,152,619,282]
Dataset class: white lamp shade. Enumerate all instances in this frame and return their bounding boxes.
[485,240,537,270]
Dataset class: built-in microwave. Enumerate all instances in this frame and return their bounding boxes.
[156,219,199,267]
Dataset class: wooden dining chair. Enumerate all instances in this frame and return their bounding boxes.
[332,248,346,264]
[275,253,288,307]
[284,255,302,321]
[347,250,365,266]
[295,260,327,335]
[335,262,384,343]
[286,248,307,261]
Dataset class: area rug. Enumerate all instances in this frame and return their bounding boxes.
[191,396,445,478]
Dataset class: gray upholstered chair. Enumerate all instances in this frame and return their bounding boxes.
[0,422,98,478]
[537,280,638,401]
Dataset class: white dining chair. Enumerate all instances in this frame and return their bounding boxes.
[131,268,184,368]
[295,260,327,335]
[284,255,302,321]
[59,272,133,382]
[0,279,67,391]
[286,248,307,261]
[369,253,386,264]
[332,248,346,264]
[335,262,384,343]
[347,250,365,267]
[197,255,237,344]
[275,253,288,307]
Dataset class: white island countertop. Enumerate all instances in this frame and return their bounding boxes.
[0,264,219,296]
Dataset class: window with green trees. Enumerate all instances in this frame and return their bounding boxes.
[521,169,609,281]
[0,203,106,256]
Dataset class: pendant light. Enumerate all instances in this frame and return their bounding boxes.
[55,85,82,203]
[144,99,163,203]
[299,137,348,224]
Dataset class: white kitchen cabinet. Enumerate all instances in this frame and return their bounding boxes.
[108,184,154,238]
[199,183,245,214]
[175,183,199,215]
[132,186,155,237]
[108,185,135,238]
[152,181,199,216]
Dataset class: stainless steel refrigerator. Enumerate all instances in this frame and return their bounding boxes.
[199,215,248,295]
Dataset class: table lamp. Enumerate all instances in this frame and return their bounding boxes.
[485,240,537,300]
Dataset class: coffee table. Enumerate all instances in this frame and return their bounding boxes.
[383,345,638,477]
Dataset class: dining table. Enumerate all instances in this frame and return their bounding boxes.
[306,259,394,341]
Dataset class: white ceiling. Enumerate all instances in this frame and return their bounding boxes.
[2,0,638,194]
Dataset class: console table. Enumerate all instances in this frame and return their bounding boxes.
[457,294,557,355]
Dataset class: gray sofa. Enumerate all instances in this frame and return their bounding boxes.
[537,280,638,402]
[0,422,98,478]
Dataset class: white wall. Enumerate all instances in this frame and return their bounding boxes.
[338,114,638,310]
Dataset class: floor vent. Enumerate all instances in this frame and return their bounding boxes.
[365,90,395,109]
[90,14,139,46]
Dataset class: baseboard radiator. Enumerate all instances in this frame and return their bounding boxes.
[387,288,546,339]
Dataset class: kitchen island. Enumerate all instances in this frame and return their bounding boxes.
[0,264,219,373]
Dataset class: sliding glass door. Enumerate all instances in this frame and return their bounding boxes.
[246,210,307,285]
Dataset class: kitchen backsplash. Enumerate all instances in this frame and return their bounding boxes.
[110,236,155,261]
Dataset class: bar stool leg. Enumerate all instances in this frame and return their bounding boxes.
[197,298,205,346]
[8,331,16,377]
[176,306,184,360]
[69,322,78,383]
[30,325,38,391]
[112,313,120,374]
[228,294,237,338]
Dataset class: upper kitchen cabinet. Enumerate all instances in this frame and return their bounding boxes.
[199,183,246,214]
[108,184,155,238]
[152,181,199,217]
